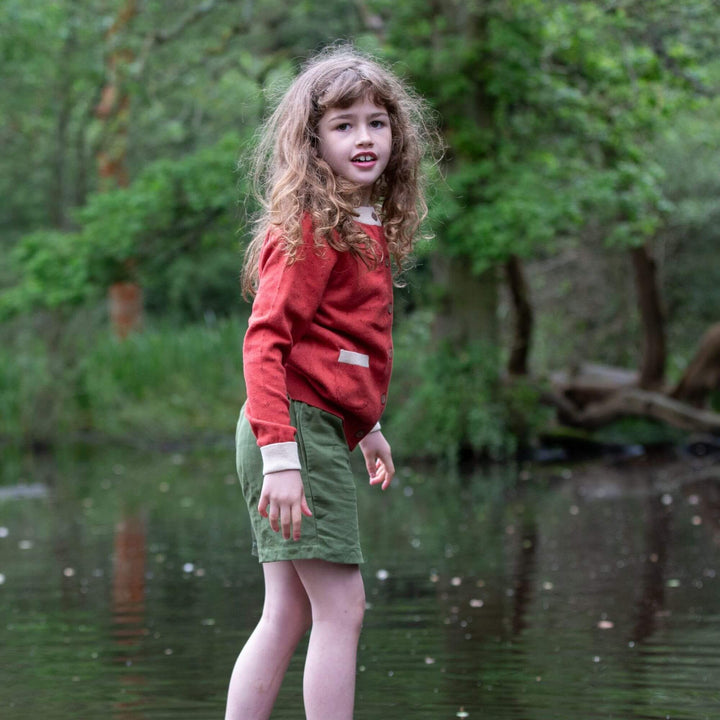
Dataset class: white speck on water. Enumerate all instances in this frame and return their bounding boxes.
[469,598,484,608]
[0,527,8,538]
[667,578,681,588]
[597,620,614,629]
[593,656,601,663]
[451,576,462,587]
[424,656,436,664]
[63,567,76,578]
[376,569,389,581]
[182,563,195,573]
[569,505,580,516]
[18,540,33,550]
[542,581,554,591]
[691,515,702,526]
[0,573,5,585]
[661,493,673,506]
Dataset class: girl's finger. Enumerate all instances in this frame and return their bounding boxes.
[268,504,280,533]
[280,505,291,539]
[291,503,302,541]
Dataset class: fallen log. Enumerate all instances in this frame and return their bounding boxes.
[550,363,638,408]
[542,386,720,434]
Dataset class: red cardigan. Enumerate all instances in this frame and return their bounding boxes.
[243,208,394,473]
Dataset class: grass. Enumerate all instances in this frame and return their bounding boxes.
[0,310,246,444]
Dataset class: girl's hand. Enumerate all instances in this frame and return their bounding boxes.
[359,430,395,490]
[258,469,312,541]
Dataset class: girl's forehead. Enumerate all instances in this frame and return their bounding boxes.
[322,95,388,115]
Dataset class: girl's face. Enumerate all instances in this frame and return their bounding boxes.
[317,97,392,204]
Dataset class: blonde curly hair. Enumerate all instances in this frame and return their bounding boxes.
[241,45,438,297]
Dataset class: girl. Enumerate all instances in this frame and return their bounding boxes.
[225,46,435,720]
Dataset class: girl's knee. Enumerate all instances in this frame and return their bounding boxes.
[263,594,312,638]
[344,585,366,631]
[321,572,366,630]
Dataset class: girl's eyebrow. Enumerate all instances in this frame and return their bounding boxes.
[326,110,389,121]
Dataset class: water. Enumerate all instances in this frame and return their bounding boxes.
[1,442,720,719]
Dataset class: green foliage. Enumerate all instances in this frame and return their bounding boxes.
[386,313,549,461]
[657,100,720,351]
[378,0,705,271]
[1,133,248,321]
[3,0,720,455]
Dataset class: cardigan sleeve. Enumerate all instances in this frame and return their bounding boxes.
[242,226,336,469]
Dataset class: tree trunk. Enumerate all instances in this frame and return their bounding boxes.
[49,23,77,229]
[95,0,137,189]
[109,282,143,339]
[96,0,139,338]
[505,253,533,376]
[630,244,666,390]
[671,322,720,407]
[431,253,499,348]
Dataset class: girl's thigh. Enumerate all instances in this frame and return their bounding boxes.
[291,559,365,621]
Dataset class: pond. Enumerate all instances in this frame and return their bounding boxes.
[1,441,720,719]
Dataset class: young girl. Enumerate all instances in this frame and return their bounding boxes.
[225,46,434,720]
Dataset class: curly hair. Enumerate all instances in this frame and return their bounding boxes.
[240,45,439,297]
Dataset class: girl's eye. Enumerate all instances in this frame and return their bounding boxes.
[335,122,351,131]
[370,120,386,129]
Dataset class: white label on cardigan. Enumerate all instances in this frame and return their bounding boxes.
[338,349,370,368]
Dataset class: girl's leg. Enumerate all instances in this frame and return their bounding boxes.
[225,560,312,720]
[292,559,366,720]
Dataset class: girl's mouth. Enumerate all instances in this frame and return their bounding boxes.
[352,153,377,164]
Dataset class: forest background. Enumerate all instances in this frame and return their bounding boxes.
[1,0,719,462]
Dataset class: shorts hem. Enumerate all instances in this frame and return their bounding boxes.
[257,546,365,565]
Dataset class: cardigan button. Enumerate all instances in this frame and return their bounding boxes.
[386,303,393,314]
[380,394,386,404]
[355,430,365,439]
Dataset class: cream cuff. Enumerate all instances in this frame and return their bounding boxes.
[260,441,301,475]
[369,421,382,433]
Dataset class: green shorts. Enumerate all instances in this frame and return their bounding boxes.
[235,400,364,564]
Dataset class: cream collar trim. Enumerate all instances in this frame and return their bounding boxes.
[354,206,382,226]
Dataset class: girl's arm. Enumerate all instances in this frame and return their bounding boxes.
[243,227,336,474]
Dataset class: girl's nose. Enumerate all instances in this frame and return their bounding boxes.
[356,124,372,145]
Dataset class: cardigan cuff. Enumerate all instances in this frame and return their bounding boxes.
[260,442,301,474]
[369,421,381,433]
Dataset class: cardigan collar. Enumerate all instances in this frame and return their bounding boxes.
[353,206,382,226]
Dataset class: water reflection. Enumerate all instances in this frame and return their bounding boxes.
[112,514,147,720]
[1,444,720,719]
